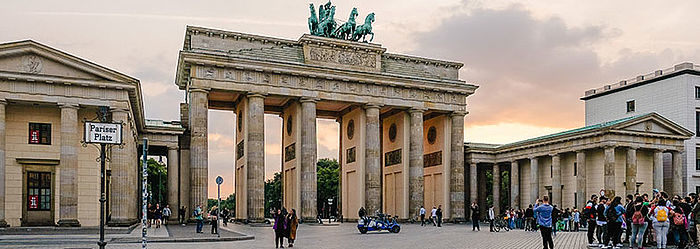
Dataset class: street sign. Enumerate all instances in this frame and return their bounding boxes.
[85,122,122,144]
[216,176,223,185]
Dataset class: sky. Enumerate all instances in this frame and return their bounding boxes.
[2,0,700,198]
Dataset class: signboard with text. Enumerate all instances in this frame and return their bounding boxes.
[84,122,123,144]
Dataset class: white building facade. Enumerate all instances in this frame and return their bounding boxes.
[583,62,700,195]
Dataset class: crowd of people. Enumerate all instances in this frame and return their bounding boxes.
[145,203,172,228]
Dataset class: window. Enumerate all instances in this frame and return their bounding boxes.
[27,172,51,211]
[697,112,700,135]
[626,100,635,113]
[696,86,700,99]
[550,164,553,177]
[573,162,577,176]
[697,148,700,170]
[697,186,700,196]
[28,123,51,145]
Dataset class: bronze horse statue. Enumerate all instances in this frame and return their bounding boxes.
[352,13,375,42]
[332,7,358,40]
[316,6,336,37]
[308,4,319,36]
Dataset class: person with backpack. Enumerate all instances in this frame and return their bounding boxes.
[585,195,598,246]
[672,199,689,249]
[602,196,625,249]
[624,195,635,244]
[629,196,649,249]
[597,197,609,246]
[194,205,204,233]
[535,195,555,249]
[652,198,671,249]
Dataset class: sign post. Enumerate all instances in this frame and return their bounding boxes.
[83,106,123,249]
[141,138,148,248]
[215,176,223,238]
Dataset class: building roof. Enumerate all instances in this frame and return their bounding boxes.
[581,62,700,100]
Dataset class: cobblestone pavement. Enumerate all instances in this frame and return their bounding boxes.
[2,223,591,249]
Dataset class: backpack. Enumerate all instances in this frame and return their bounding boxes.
[673,211,685,226]
[631,206,645,225]
[606,206,619,222]
[656,207,668,222]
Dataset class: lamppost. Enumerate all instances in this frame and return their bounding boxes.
[215,176,223,238]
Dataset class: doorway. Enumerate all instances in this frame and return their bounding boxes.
[22,169,55,226]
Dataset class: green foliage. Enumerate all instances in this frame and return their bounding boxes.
[264,172,282,218]
[485,168,511,212]
[317,158,339,217]
[140,158,167,205]
[208,193,235,215]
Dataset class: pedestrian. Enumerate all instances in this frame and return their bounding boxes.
[147,203,154,228]
[629,196,649,249]
[273,208,287,248]
[603,196,624,249]
[154,203,163,228]
[488,205,495,232]
[691,194,700,246]
[584,195,598,246]
[287,209,298,247]
[624,194,634,244]
[210,206,219,234]
[562,208,570,232]
[179,206,186,225]
[221,208,229,226]
[535,195,554,249]
[194,205,204,233]
[671,199,689,249]
[436,205,443,227]
[652,198,670,249]
[573,209,580,232]
[471,202,480,231]
[358,207,368,227]
[431,206,438,226]
[525,204,534,231]
[419,206,426,226]
[596,197,609,246]
[162,204,172,225]
[551,205,560,237]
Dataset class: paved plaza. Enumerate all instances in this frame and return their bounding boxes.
[0,222,593,249]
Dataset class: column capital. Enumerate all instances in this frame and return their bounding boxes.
[110,107,130,113]
[246,92,266,98]
[408,107,427,113]
[189,87,210,94]
[450,111,468,117]
[167,146,179,150]
[549,153,561,158]
[603,144,617,149]
[0,99,7,106]
[58,103,80,109]
[575,149,586,154]
[528,156,538,160]
[364,103,382,110]
[626,146,640,150]
[299,97,319,103]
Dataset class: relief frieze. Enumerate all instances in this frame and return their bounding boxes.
[308,46,377,69]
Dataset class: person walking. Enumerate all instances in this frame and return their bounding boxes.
[419,206,426,226]
[147,203,154,228]
[154,204,162,228]
[273,208,288,248]
[603,196,625,249]
[287,209,298,247]
[525,204,534,231]
[436,205,443,227]
[629,196,649,249]
[179,206,186,225]
[471,202,481,231]
[535,196,554,249]
[596,197,609,247]
[573,209,580,232]
[584,195,598,246]
[210,206,219,234]
[162,205,172,225]
[431,206,438,226]
[671,199,689,249]
[194,205,204,233]
[652,198,671,249]
[488,206,495,232]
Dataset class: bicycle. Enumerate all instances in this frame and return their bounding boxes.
[493,215,511,232]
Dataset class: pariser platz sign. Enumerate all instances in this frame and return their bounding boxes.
[84,122,123,144]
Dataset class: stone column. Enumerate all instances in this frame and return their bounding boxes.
[530,157,539,204]
[470,162,478,204]
[625,147,637,196]
[364,104,381,214]
[58,103,80,227]
[551,154,561,207]
[603,146,616,198]
[179,148,190,220]
[492,163,500,214]
[449,112,466,221]
[167,146,179,220]
[300,98,318,221]
[672,150,683,196]
[189,88,209,211]
[653,150,664,191]
[510,160,519,209]
[109,108,137,226]
[0,100,7,227]
[408,108,424,219]
[247,93,265,221]
[575,151,586,210]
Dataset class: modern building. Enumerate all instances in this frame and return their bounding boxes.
[583,62,700,195]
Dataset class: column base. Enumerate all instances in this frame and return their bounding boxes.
[57,219,81,227]
[0,219,8,227]
[301,217,319,224]
[450,217,467,223]
[107,218,138,227]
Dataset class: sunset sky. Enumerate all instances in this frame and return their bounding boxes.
[3,0,700,198]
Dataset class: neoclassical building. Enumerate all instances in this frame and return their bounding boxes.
[465,113,692,218]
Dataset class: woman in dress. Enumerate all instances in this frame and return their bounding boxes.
[287,209,298,247]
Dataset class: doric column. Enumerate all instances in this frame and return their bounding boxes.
[300,98,318,221]
[109,108,137,226]
[179,148,190,220]
[492,163,500,214]
[671,150,683,196]
[603,146,616,198]
[449,111,466,221]
[167,146,179,220]
[510,160,519,209]
[189,88,209,212]
[575,151,586,210]
[247,93,265,221]
[625,147,637,196]
[408,108,424,219]
[364,103,381,214]
[470,162,478,204]
[551,154,561,207]
[530,157,539,204]
[653,150,664,191]
[58,103,80,227]
[0,100,7,227]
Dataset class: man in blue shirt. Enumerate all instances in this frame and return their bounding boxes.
[535,196,554,249]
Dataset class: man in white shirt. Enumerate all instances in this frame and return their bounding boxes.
[419,206,426,226]
[431,206,438,226]
[489,206,496,232]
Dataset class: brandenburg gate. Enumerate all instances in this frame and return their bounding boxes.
[175,24,476,222]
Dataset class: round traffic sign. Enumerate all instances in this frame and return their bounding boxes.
[216,176,223,185]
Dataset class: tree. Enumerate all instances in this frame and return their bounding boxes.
[209,193,236,216]
[317,158,339,218]
[140,158,167,205]
[264,172,282,218]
